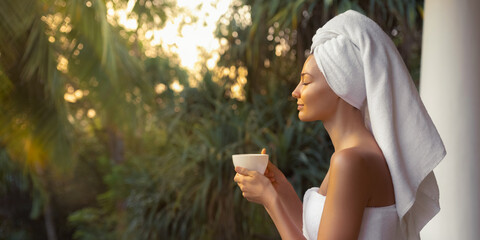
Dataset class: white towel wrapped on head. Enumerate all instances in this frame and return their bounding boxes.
[310,10,446,239]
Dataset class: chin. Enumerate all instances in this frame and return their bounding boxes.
[298,113,317,122]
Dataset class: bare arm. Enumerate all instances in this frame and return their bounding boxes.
[263,190,306,240]
[317,150,371,240]
[265,161,303,230]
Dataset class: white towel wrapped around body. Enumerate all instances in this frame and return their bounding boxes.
[310,10,446,239]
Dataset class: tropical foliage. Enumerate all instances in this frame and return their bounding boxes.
[0,0,424,239]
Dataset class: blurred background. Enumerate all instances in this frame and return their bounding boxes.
[0,0,427,239]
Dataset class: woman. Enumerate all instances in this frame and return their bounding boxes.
[234,10,445,240]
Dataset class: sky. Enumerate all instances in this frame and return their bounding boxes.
[158,0,232,70]
[114,0,233,71]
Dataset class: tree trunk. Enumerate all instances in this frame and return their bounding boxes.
[44,197,58,240]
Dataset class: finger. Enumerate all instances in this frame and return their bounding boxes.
[242,191,251,200]
[265,161,273,173]
[235,166,252,176]
[267,161,274,168]
[260,148,266,154]
[234,173,243,183]
[264,168,273,177]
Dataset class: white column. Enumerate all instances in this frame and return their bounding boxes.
[420,0,480,239]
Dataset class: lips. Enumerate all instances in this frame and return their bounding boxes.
[297,104,304,110]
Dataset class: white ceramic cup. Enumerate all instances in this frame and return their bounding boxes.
[232,154,269,174]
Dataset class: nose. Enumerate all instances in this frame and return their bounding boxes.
[292,83,301,99]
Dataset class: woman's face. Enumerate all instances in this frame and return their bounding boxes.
[292,55,339,122]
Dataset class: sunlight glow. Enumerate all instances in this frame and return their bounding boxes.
[57,55,69,73]
[87,109,96,118]
[74,90,84,99]
[155,83,167,94]
[170,80,184,93]
[126,0,135,12]
[116,9,138,31]
[150,0,232,70]
[107,0,233,74]
[229,66,248,101]
[64,85,87,103]
[64,93,76,103]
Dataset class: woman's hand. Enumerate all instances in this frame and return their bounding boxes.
[234,149,305,239]
[245,148,288,190]
[264,157,288,191]
[234,166,276,206]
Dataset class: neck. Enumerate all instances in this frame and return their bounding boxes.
[322,101,371,152]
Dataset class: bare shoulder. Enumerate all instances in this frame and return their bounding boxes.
[330,148,372,176]
[330,147,395,207]
[317,148,373,239]
[328,148,374,200]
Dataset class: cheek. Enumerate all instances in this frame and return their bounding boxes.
[298,87,322,121]
[301,85,337,120]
